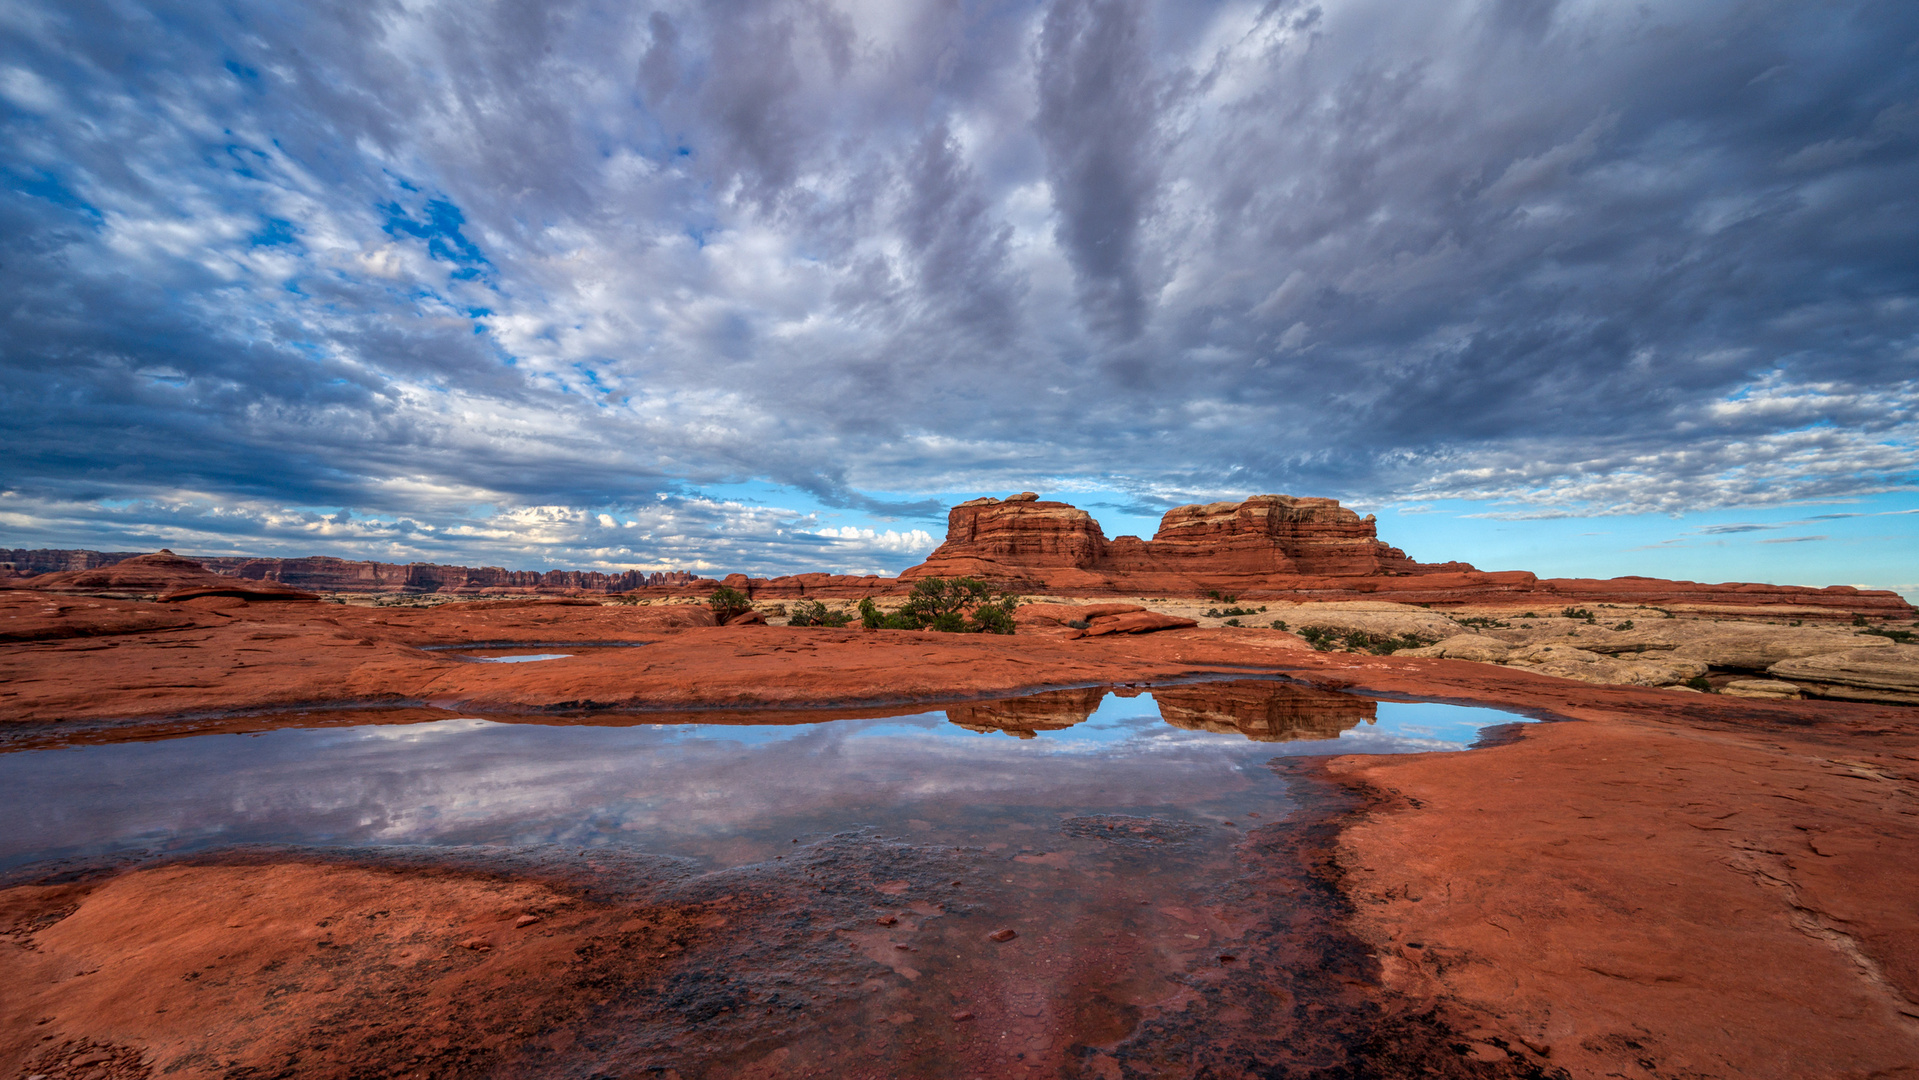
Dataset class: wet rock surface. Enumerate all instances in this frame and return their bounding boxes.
[0,797,1559,1080]
[1327,701,1919,1079]
[5,581,1919,1077]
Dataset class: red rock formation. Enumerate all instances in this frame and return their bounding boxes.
[19,551,319,602]
[2,549,702,595]
[890,493,1914,618]
[903,492,1470,593]
[197,555,700,595]
[1014,603,1199,637]
[2,548,145,576]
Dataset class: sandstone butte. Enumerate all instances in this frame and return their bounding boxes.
[5,495,1919,1079]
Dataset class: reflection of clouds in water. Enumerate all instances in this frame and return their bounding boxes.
[0,689,1529,870]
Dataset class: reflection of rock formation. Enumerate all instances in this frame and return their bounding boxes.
[947,687,1107,739]
[1153,681,1374,743]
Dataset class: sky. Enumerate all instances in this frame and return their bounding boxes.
[1,0,1915,595]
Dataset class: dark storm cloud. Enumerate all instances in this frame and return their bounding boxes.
[2,0,1916,570]
[1036,0,1163,340]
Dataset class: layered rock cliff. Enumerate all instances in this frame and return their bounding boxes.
[18,551,319,602]
[898,491,1471,593]
[872,492,1913,618]
[3,550,699,595]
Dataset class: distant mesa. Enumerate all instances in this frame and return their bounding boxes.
[15,550,321,603]
[3,548,706,597]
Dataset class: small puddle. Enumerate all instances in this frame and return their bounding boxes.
[0,679,1537,1076]
[456,652,573,663]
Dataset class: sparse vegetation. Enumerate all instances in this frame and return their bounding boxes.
[1686,675,1714,693]
[1205,605,1261,618]
[1223,618,1242,627]
[1853,614,1869,626]
[1613,620,1635,631]
[1858,625,1916,644]
[1455,615,1511,630]
[1270,620,1288,631]
[1066,618,1091,630]
[1298,626,1439,655]
[786,599,852,628]
[708,586,753,623]
[1204,589,1239,603]
[856,577,1020,634]
[1562,606,1595,622]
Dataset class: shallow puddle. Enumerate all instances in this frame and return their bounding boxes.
[0,681,1525,873]
[0,680,1534,1077]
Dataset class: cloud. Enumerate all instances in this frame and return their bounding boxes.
[1,0,1916,572]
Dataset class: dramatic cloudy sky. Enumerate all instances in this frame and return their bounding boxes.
[2,0,1915,589]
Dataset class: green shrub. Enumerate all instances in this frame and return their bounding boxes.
[709,586,753,622]
[1561,606,1594,622]
[1613,620,1635,631]
[1686,675,1714,693]
[1270,620,1288,631]
[787,599,852,628]
[856,578,1020,634]
[1297,626,1438,655]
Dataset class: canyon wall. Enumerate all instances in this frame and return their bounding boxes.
[2,550,699,595]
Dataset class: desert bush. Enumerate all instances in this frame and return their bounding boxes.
[708,586,752,622]
[1561,606,1595,622]
[787,599,852,628]
[857,580,1018,634]
[1298,626,1438,655]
